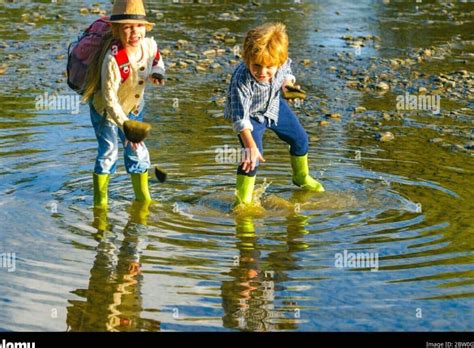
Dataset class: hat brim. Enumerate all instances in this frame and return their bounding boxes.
[106,18,154,31]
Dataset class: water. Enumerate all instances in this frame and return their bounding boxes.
[0,0,473,331]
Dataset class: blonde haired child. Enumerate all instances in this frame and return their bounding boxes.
[224,23,324,206]
[82,0,165,209]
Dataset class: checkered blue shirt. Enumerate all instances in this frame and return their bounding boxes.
[224,59,295,132]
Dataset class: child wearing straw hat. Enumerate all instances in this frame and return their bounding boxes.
[224,23,325,207]
[82,0,165,209]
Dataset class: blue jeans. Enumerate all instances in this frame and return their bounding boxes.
[90,104,150,174]
[237,98,309,177]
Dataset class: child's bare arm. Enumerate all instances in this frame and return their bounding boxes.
[240,129,265,173]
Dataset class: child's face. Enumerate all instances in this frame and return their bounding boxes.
[249,60,278,84]
[119,23,146,48]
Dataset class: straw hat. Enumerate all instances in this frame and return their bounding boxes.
[106,0,154,31]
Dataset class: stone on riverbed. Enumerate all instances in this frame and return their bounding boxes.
[0,64,8,75]
[465,141,474,150]
[376,82,390,91]
[376,132,394,142]
[327,113,341,119]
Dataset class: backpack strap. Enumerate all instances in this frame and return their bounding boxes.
[152,49,161,67]
[110,41,130,83]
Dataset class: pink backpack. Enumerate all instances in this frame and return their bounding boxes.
[67,16,131,94]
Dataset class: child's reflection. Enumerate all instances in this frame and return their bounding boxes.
[66,201,160,332]
[221,210,307,331]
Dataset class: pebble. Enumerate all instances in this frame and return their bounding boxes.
[444,80,456,89]
[0,64,7,75]
[90,7,102,14]
[151,10,164,20]
[465,141,474,150]
[203,49,225,57]
[176,40,189,49]
[327,113,341,119]
[355,106,367,113]
[195,65,207,73]
[376,82,390,91]
[429,138,444,144]
[376,131,394,142]
[213,32,226,41]
[319,120,330,126]
[451,144,465,152]
[418,87,428,94]
[161,48,172,56]
[218,13,240,21]
[185,51,199,59]
[79,8,89,15]
[177,60,188,68]
[208,110,224,118]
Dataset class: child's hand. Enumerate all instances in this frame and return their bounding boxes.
[282,82,306,104]
[241,146,266,173]
[124,139,144,151]
[149,73,165,86]
[282,77,297,93]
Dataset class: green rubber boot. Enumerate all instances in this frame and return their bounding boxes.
[92,207,108,232]
[291,154,325,192]
[234,174,256,206]
[130,200,151,225]
[236,216,256,238]
[93,173,110,209]
[131,171,152,202]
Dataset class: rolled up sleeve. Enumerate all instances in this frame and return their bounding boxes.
[233,118,253,133]
[225,73,253,133]
[281,58,296,85]
[150,39,166,77]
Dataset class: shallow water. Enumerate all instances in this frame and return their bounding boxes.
[0,0,473,331]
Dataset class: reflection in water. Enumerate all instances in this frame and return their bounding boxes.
[66,202,160,332]
[222,212,310,331]
[0,0,473,331]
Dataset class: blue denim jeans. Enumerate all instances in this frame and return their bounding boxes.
[237,98,309,177]
[90,103,150,174]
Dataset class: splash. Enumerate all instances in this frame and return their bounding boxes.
[232,178,271,217]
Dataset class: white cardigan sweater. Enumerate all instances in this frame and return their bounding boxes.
[92,37,165,127]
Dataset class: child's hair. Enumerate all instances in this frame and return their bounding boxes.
[243,22,289,68]
[82,24,122,103]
